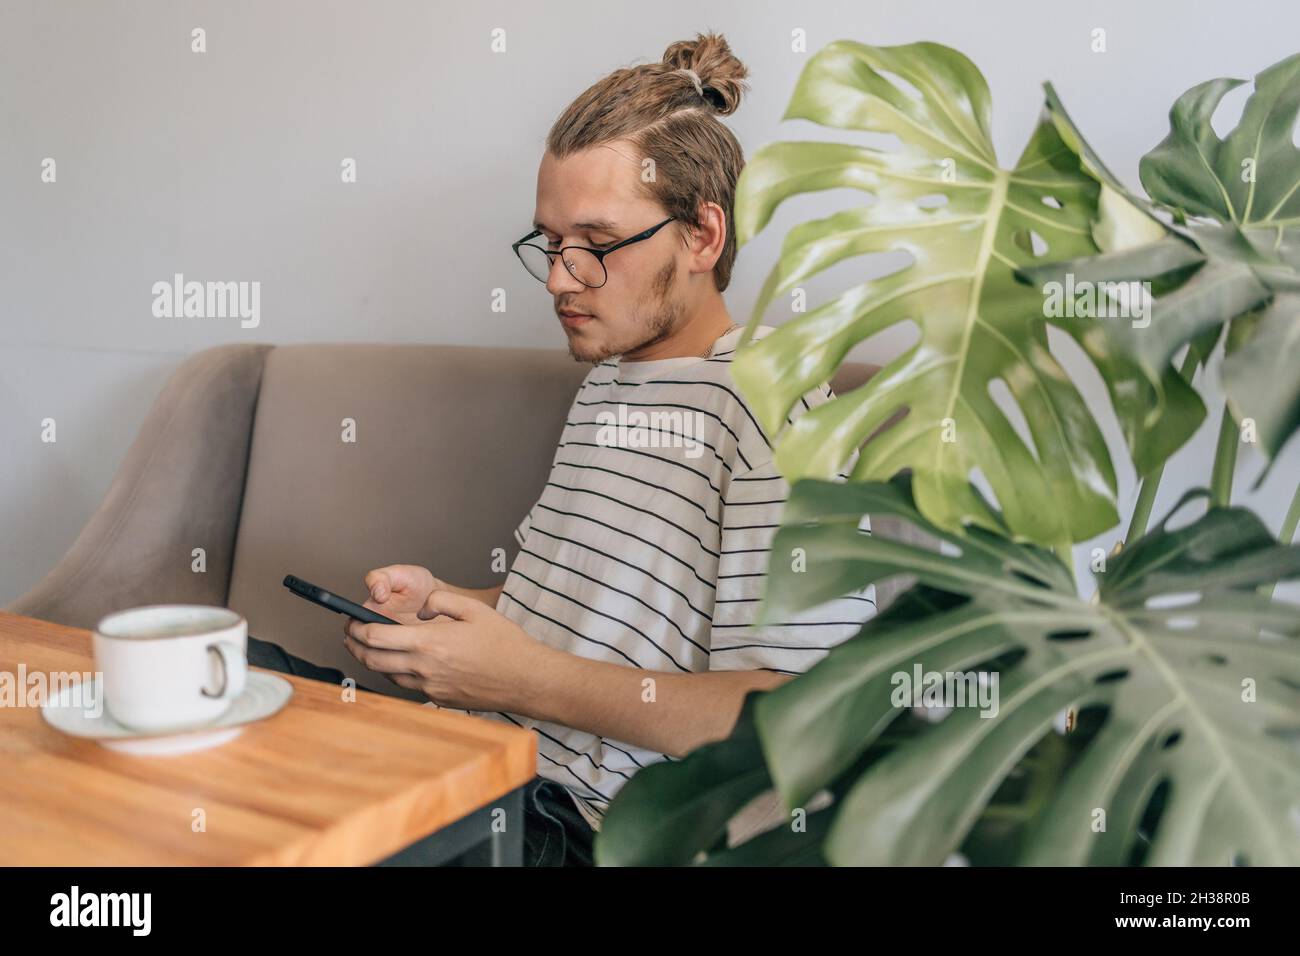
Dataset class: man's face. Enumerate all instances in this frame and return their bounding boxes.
[532,142,689,362]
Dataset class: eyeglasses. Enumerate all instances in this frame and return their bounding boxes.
[512,217,675,289]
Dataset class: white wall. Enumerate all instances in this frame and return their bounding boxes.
[3,0,1297,603]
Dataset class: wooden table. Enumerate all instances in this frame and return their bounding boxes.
[0,612,537,866]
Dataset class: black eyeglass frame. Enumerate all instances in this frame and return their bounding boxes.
[511,217,676,288]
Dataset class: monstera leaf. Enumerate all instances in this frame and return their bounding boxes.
[599,477,1300,866]
[730,40,1204,550]
[1020,52,1300,458]
[598,620,945,867]
[594,693,774,866]
[756,478,1300,865]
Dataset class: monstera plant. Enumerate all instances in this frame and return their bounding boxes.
[597,41,1300,865]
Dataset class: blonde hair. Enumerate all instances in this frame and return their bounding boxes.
[546,32,750,292]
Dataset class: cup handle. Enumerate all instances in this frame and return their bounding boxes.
[202,640,248,701]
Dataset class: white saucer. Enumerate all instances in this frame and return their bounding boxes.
[41,671,294,755]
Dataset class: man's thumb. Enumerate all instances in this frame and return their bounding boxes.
[417,589,479,622]
[365,567,396,601]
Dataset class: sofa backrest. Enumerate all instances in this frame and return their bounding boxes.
[226,344,878,697]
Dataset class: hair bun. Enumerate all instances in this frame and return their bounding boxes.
[661,31,749,115]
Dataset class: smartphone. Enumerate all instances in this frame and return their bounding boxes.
[282,574,401,626]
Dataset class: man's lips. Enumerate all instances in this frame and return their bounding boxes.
[558,310,595,329]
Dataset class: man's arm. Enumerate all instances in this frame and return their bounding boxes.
[347,588,787,757]
[512,646,789,757]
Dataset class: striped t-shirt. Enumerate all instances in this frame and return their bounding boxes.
[451,325,875,827]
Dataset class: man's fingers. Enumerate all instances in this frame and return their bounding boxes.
[344,634,419,676]
[346,621,416,651]
[387,672,422,691]
[417,589,480,622]
[342,617,378,641]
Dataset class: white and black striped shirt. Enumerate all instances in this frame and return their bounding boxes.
[456,326,875,827]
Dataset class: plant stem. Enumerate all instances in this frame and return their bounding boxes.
[1126,466,1162,544]
[1209,403,1240,508]
[1263,482,1300,599]
[1125,350,1201,542]
[1054,537,1078,591]
[1281,482,1300,546]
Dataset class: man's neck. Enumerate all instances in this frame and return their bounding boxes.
[621,297,735,362]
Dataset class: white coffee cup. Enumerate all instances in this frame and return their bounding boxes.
[93,605,248,733]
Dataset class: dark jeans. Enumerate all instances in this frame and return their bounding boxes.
[247,635,595,867]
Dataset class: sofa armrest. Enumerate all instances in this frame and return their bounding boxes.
[5,344,273,628]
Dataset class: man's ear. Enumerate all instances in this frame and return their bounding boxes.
[685,201,727,276]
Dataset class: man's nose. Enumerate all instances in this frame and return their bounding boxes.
[545,254,586,296]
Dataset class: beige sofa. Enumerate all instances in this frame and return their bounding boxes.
[7,343,899,702]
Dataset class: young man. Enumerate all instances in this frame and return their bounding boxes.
[249,31,875,865]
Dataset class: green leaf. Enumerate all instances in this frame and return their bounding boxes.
[959,728,1077,865]
[759,474,1073,623]
[1030,86,1210,474]
[1222,290,1300,457]
[731,40,1203,547]
[1140,56,1300,227]
[593,693,772,866]
[751,481,1300,865]
[695,806,835,866]
[1040,82,1167,251]
[596,584,959,867]
[699,705,936,866]
[1029,53,1300,457]
[753,476,1079,811]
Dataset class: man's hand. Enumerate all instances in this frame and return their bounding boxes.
[343,589,549,710]
[354,565,504,632]
[360,564,438,626]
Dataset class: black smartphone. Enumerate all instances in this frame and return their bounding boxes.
[282,574,401,626]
